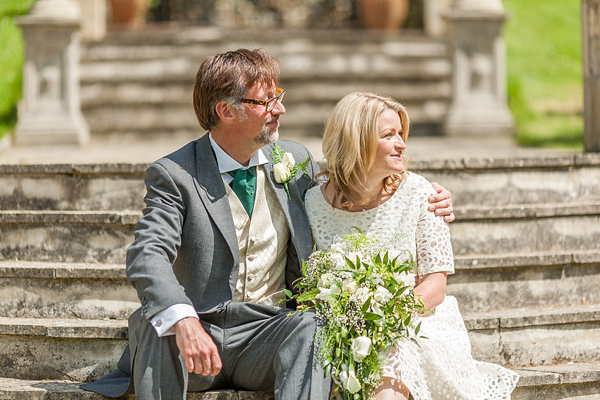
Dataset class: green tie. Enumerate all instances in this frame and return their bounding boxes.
[228,167,257,218]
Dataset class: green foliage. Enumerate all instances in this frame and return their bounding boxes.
[503,0,583,149]
[290,231,425,399]
[0,0,36,139]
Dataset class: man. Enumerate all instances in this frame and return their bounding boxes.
[82,49,454,400]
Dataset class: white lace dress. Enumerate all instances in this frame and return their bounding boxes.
[304,172,519,400]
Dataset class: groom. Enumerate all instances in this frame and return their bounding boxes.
[81,48,455,400]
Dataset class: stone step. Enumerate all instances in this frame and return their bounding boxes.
[512,362,600,400]
[80,57,450,83]
[2,155,598,210]
[81,100,446,137]
[81,29,449,62]
[1,362,599,400]
[450,201,600,256]
[3,305,600,380]
[449,250,600,312]
[464,304,600,368]
[0,317,127,381]
[417,153,600,207]
[0,164,146,211]
[79,29,451,137]
[1,201,598,262]
[0,251,597,319]
[0,261,137,319]
[0,211,138,263]
[0,377,273,399]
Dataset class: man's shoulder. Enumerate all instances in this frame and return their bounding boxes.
[151,136,208,174]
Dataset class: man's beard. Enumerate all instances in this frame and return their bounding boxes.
[254,121,279,145]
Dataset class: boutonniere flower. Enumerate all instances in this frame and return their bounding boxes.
[271,142,310,198]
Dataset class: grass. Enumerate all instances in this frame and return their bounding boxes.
[0,0,36,140]
[503,0,584,149]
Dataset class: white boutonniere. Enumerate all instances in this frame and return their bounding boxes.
[271,142,310,198]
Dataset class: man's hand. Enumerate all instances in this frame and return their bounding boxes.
[428,182,455,223]
[175,317,222,376]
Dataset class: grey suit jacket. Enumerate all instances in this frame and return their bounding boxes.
[126,134,319,321]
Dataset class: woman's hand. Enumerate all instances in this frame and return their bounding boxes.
[414,272,448,316]
[428,182,454,223]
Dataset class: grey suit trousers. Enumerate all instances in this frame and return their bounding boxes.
[128,302,331,400]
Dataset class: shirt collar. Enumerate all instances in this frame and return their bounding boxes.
[209,133,268,175]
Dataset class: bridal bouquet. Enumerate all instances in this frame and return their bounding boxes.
[288,230,425,400]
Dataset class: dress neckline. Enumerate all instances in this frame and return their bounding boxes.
[314,173,411,214]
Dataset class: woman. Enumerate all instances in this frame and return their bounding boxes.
[304,92,519,400]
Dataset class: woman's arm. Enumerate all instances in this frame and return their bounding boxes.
[414,272,448,316]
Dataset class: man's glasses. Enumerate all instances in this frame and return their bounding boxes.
[240,88,285,112]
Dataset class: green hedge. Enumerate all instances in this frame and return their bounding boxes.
[0,0,36,139]
[503,0,583,148]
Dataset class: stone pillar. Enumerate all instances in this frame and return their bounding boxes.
[74,0,107,42]
[16,0,90,146]
[443,0,514,137]
[583,0,600,152]
[423,0,451,37]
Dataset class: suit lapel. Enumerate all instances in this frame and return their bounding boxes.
[193,135,239,264]
[264,144,313,262]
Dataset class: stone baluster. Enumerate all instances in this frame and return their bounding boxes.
[443,0,514,137]
[583,0,600,152]
[16,0,90,146]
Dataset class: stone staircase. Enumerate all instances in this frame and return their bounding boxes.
[79,27,451,141]
[1,154,599,399]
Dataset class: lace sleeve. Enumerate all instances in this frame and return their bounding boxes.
[414,175,454,275]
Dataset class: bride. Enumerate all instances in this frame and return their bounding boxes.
[304,92,519,400]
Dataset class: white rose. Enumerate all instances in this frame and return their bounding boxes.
[352,287,370,305]
[371,302,384,316]
[330,242,345,254]
[318,273,335,288]
[316,286,341,302]
[338,369,348,388]
[273,162,291,183]
[374,286,392,304]
[282,152,295,169]
[329,253,346,269]
[351,336,371,361]
[346,371,361,394]
[394,272,416,290]
[342,280,358,294]
[370,274,384,286]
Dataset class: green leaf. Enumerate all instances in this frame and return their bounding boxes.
[415,321,422,335]
[271,142,285,163]
[283,288,293,299]
[345,257,356,269]
[364,312,382,321]
[361,297,371,313]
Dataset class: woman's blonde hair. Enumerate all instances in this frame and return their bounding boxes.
[319,91,410,209]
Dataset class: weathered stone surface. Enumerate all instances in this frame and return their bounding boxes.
[0,164,145,211]
[465,305,600,367]
[0,377,273,399]
[449,251,600,312]
[0,212,136,263]
[77,29,452,137]
[417,155,600,206]
[450,213,600,256]
[0,262,136,319]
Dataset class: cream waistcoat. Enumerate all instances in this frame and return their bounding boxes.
[225,165,290,305]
